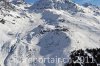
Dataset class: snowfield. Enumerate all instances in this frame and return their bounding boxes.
[0,0,100,66]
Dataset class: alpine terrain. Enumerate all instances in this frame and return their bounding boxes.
[0,0,100,66]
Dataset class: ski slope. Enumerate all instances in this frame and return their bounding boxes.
[0,0,100,66]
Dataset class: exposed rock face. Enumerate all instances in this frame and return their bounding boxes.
[0,0,100,66]
[31,0,77,11]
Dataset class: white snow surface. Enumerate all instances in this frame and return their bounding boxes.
[0,1,100,66]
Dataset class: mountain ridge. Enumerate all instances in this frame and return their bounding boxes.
[0,0,100,66]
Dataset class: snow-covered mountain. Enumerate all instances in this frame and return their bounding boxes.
[0,0,100,66]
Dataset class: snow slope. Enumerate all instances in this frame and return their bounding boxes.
[0,0,100,66]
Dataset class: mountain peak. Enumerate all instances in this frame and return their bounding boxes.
[31,0,75,10]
